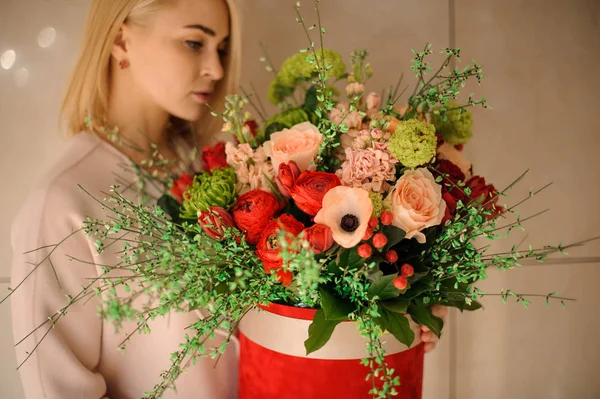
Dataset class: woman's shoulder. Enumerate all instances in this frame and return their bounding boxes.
[11,133,136,248]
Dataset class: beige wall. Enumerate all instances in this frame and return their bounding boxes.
[1,0,599,398]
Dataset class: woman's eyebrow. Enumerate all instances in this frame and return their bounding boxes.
[184,24,216,36]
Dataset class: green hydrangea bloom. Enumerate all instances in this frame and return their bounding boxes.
[267,79,295,105]
[265,107,311,129]
[268,49,346,106]
[277,48,346,87]
[388,119,437,168]
[369,192,384,218]
[430,101,473,145]
[181,167,237,219]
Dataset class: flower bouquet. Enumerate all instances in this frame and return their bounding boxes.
[4,1,597,399]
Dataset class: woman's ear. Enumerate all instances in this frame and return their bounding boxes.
[111,25,129,60]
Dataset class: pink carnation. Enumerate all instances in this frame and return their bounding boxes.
[337,145,398,193]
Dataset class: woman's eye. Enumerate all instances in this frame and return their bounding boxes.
[186,40,203,51]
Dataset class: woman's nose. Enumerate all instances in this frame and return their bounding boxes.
[201,51,225,81]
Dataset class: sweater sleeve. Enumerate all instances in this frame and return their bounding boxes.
[10,179,109,399]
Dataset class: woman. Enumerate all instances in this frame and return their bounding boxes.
[10,0,444,398]
[11,0,240,398]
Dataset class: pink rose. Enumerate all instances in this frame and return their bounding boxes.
[388,168,446,244]
[263,122,324,172]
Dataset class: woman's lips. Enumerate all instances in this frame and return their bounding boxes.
[192,92,212,102]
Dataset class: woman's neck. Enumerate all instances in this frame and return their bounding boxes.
[105,65,177,167]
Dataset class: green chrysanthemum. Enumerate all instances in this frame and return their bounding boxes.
[430,101,474,145]
[388,119,437,168]
[369,192,384,218]
[181,167,237,219]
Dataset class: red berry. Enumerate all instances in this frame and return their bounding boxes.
[385,250,398,263]
[380,211,393,226]
[362,227,373,241]
[393,275,408,290]
[372,233,388,249]
[401,263,414,277]
[368,217,379,229]
[358,243,372,258]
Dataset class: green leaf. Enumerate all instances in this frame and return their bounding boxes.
[304,309,344,355]
[403,280,431,299]
[304,86,318,112]
[408,298,444,338]
[326,258,341,275]
[374,308,415,347]
[381,298,411,314]
[381,225,406,249]
[338,247,364,271]
[319,286,354,320]
[367,273,402,300]
[157,194,183,225]
[449,299,482,312]
[263,122,287,142]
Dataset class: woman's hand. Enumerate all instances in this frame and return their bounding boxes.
[419,305,449,353]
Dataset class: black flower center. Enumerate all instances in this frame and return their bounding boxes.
[340,214,359,232]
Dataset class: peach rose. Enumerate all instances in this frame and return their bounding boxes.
[437,142,472,179]
[314,186,372,248]
[263,122,324,172]
[387,168,446,244]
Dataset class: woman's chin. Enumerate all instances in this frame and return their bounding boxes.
[171,105,204,123]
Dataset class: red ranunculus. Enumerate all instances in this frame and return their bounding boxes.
[289,171,341,216]
[276,270,293,286]
[466,176,504,219]
[170,173,194,203]
[441,191,458,224]
[202,141,228,172]
[198,206,237,240]
[256,214,305,286]
[302,224,334,254]
[276,161,301,198]
[434,159,466,190]
[244,120,259,137]
[231,190,281,245]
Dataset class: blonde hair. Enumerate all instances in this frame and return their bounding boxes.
[61,0,241,144]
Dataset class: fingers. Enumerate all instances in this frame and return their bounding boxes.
[431,305,449,320]
[420,330,438,344]
[424,342,436,353]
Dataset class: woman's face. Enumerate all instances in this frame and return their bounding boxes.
[119,0,230,121]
